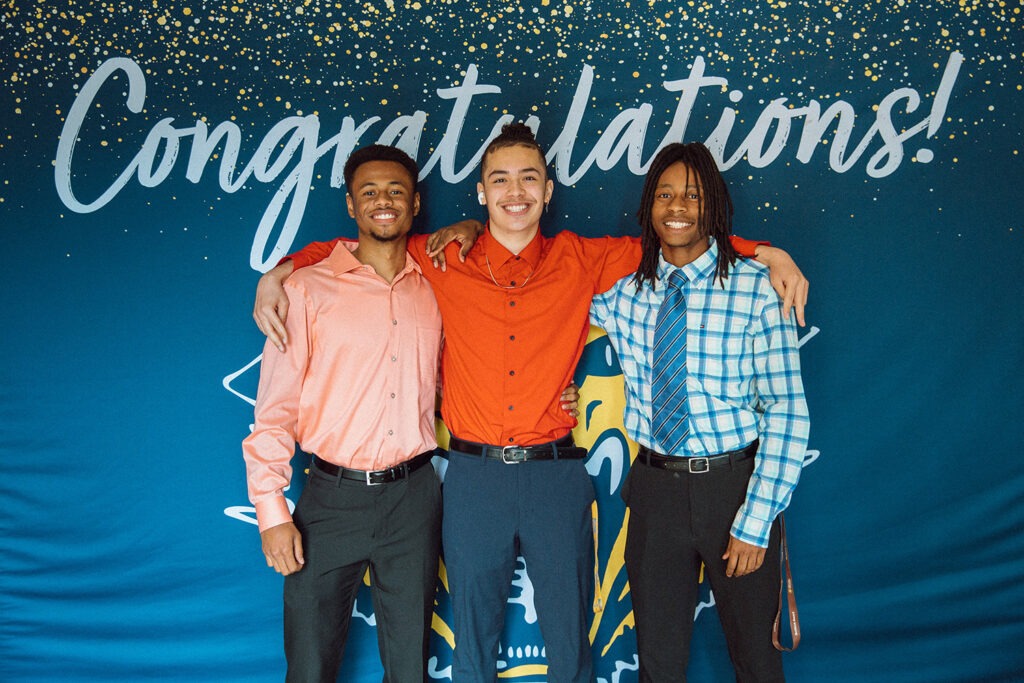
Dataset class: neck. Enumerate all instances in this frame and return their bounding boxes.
[352,237,409,283]
[661,238,711,268]
[488,223,539,255]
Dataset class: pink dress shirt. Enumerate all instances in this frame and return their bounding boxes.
[242,242,443,532]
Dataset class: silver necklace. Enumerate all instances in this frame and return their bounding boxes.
[485,253,534,289]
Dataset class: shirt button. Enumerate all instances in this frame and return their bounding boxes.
[509,335,515,341]
[391,355,397,362]
[508,438,515,443]
[390,393,396,398]
[509,370,515,376]
[508,405,514,411]
[388,430,394,436]
[510,281,517,286]
[509,301,516,307]
[392,319,398,325]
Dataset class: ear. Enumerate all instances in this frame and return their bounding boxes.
[345,193,356,218]
[412,192,421,217]
[544,178,554,203]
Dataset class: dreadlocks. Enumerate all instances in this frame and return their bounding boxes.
[632,142,737,291]
[480,121,546,179]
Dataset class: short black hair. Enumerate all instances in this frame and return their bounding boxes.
[633,142,737,290]
[343,144,420,195]
[480,122,547,180]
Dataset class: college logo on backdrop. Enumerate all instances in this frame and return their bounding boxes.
[223,325,819,681]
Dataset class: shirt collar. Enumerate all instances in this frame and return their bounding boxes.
[327,240,422,278]
[656,238,718,286]
[481,224,544,270]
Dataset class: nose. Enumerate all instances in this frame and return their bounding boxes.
[374,192,393,206]
[669,193,688,212]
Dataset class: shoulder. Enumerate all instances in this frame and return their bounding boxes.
[287,256,342,293]
[551,229,634,250]
[724,254,772,292]
[595,271,645,305]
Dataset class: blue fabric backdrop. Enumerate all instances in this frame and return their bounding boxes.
[2,2,1022,682]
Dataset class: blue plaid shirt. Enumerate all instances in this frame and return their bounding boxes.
[590,240,810,547]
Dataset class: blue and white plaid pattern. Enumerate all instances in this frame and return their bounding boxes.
[590,240,810,547]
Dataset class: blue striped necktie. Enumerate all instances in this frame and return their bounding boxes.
[651,270,689,455]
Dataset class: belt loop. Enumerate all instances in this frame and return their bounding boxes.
[552,441,559,460]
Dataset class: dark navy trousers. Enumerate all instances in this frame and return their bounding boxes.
[442,448,596,682]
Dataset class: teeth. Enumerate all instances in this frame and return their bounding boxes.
[504,204,528,212]
[375,212,397,219]
[665,221,692,228]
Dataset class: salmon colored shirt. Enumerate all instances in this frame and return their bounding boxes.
[287,230,761,447]
[243,242,442,532]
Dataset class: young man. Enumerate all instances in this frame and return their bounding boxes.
[589,142,810,682]
[253,124,807,682]
[242,145,443,682]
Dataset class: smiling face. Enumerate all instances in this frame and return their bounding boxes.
[477,144,554,247]
[650,161,711,267]
[345,160,420,243]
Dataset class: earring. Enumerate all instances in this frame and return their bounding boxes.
[544,201,550,214]
[478,192,486,205]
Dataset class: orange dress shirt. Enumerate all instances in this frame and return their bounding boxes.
[287,230,762,448]
[243,243,442,532]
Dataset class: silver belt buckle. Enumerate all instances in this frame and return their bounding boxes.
[688,457,710,474]
[366,465,401,485]
[501,446,526,464]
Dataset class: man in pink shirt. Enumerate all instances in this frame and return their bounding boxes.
[242,144,443,682]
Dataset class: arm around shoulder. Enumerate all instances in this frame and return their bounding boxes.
[254,260,296,351]
[751,244,809,327]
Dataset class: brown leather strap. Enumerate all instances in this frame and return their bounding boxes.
[773,514,801,651]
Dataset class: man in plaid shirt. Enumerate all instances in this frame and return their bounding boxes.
[589,142,810,682]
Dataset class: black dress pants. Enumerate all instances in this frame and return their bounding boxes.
[283,461,442,683]
[622,455,784,683]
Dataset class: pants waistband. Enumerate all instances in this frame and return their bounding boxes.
[637,440,758,474]
[448,435,587,464]
[312,450,435,485]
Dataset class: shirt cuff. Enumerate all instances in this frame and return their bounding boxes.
[255,496,293,533]
[731,510,772,549]
[730,235,770,259]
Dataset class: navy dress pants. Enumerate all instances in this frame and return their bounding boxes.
[442,448,596,683]
[622,455,784,683]
[283,461,442,683]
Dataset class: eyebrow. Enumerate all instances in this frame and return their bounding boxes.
[356,180,408,190]
[657,182,701,191]
[486,166,544,179]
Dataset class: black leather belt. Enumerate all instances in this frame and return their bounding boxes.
[448,436,587,464]
[637,440,758,474]
[312,450,434,485]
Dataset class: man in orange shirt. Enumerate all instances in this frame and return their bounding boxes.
[253,124,808,682]
[242,145,443,682]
